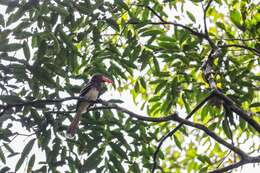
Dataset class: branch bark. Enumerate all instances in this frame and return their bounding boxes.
[207,156,260,173]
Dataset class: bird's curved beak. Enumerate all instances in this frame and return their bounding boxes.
[101,76,113,83]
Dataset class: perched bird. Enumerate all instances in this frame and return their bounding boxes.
[67,74,113,137]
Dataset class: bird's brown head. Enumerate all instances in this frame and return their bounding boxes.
[91,74,113,84]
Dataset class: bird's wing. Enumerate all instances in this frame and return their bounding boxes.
[76,82,93,111]
[79,81,93,97]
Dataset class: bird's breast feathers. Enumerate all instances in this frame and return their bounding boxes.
[84,87,99,100]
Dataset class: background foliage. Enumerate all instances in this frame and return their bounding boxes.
[0,0,259,172]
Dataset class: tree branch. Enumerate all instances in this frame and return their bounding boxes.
[127,21,209,41]
[135,4,166,23]
[152,91,215,173]
[202,0,215,48]
[0,97,178,122]
[207,156,260,173]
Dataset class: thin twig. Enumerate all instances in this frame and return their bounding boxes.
[135,4,166,23]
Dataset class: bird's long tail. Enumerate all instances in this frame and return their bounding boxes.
[67,111,82,138]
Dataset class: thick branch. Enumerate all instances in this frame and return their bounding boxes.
[172,114,248,158]
[0,97,178,122]
[208,156,260,173]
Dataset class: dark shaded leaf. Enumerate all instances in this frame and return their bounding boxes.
[106,18,120,31]
[27,154,35,172]
[15,138,35,171]
[0,43,23,52]
[0,148,6,164]
[0,95,22,104]
[109,142,128,160]
[23,41,30,60]
[186,11,196,22]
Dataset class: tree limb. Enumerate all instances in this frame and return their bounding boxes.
[202,0,216,48]
[207,156,260,173]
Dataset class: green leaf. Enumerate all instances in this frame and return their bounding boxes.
[222,119,232,139]
[141,29,164,36]
[0,148,6,164]
[32,67,56,88]
[182,94,191,113]
[130,163,141,173]
[186,11,196,22]
[0,167,10,173]
[0,14,4,27]
[0,95,22,104]
[6,8,25,26]
[216,22,226,30]
[197,155,212,164]
[23,41,30,60]
[49,5,70,17]
[0,43,23,52]
[250,102,260,108]
[106,18,120,31]
[173,135,182,149]
[15,138,35,171]
[27,154,35,172]
[139,77,146,89]
[153,57,160,73]
[109,143,128,160]
[109,153,125,172]
[3,143,14,153]
[230,10,242,28]
[115,0,129,10]
[107,162,117,173]
[82,149,103,172]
